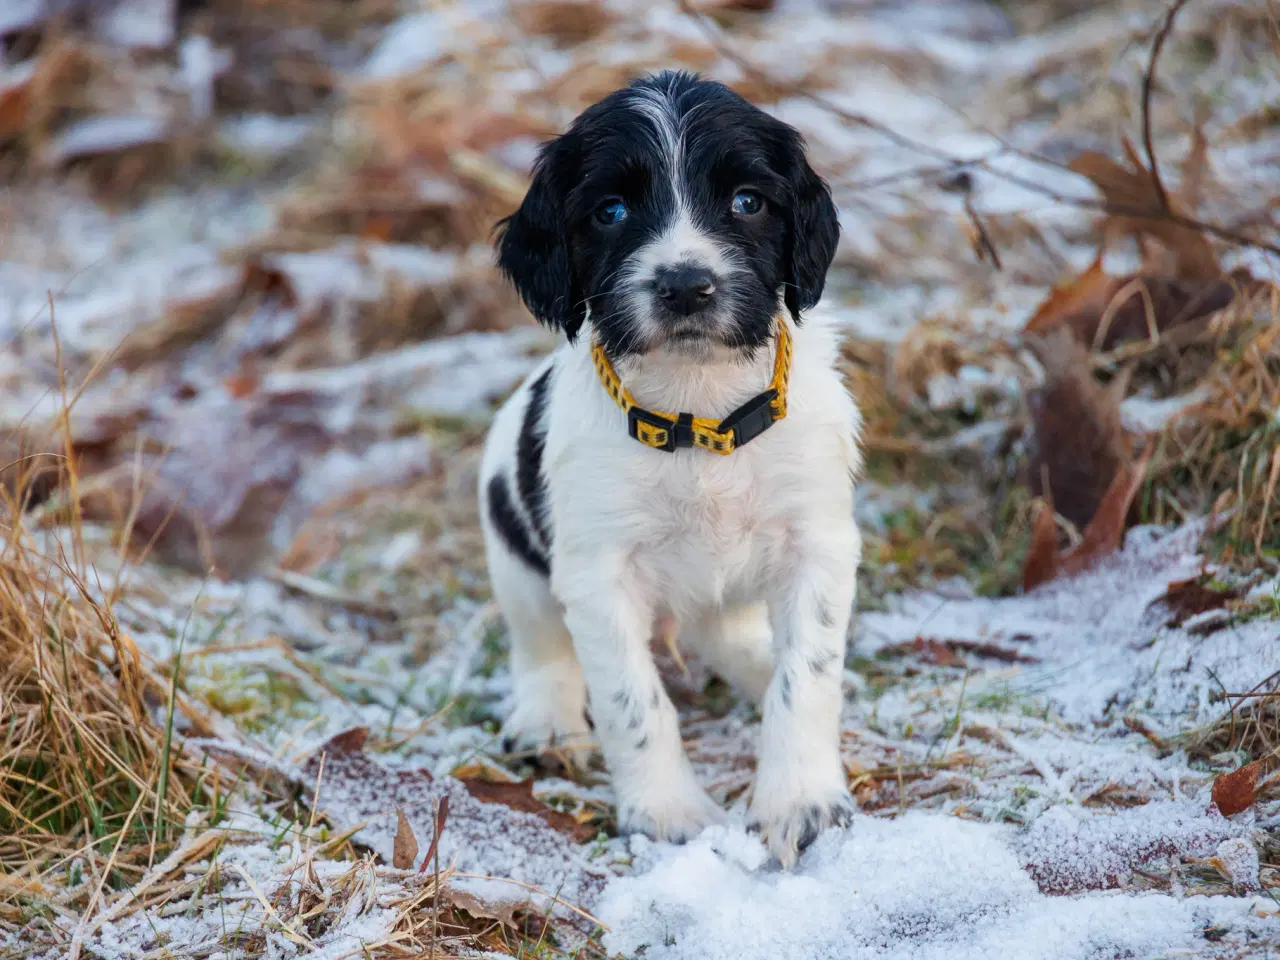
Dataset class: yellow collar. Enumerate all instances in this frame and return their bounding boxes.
[591,321,792,455]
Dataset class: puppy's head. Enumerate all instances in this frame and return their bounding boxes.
[496,71,839,358]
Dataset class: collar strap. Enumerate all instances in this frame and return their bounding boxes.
[591,321,792,455]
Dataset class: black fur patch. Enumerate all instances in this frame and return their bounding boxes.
[808,649,838,675]
[778,669,793,710]
[515,367,553,549]
[486,474,549,577]
[815,601,837,630]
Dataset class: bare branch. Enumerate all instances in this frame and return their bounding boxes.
[676,0,1280,263]
[1142,0,1195,214]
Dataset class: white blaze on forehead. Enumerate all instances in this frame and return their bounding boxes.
[619,81,742,347]
[629,83,685,203]
[625,85,738,282]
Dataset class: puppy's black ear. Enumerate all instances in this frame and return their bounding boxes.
[496,137,586,341]
[781,133,840,323]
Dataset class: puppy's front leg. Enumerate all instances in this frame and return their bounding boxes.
[750,535,858,867]
[557,566,724,843]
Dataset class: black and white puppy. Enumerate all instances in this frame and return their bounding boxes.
[479,71,862,867]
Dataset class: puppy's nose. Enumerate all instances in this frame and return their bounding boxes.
[654,265,716,316]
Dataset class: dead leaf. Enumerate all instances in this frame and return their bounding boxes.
[1024,260,1236,350]
[1022,447,1152,590]
[1149,576,1242,626]
[1177,103,1211,216]
[1025,332,1130,530]
[458,776,596,842]
[319,727,371,755]
[1212,761,1261,817]
[0,64,33,140]
[392,808,418,869]
[1023,499,1061,592]
[1025,256,1117,335]
[1057,446,1153,579]
[509,0,617,46]
[883,637,1039,666]
[1069,140,1219,281]
[882,637,961,667]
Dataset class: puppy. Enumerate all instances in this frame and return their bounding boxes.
[479,71,862,867]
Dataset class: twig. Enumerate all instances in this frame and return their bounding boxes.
[1141,0,1194,213]
[963,195,1002,271]
[675,0,1280,262]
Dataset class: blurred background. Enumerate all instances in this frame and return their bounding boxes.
[2,2,1280,957]
[2,0,1278,596]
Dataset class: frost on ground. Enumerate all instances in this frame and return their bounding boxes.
[600,815,1263,960]
[2,0,1279,957]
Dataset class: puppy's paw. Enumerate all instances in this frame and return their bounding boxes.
[501,694,592,767]
[618,780,726,845]
[749,789,855,869]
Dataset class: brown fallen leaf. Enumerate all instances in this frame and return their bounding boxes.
[446,884,550,940]
[1025,332,1130,530]
[1212,761,1261,817]
[1069,139,1219,281]
[1176,103,1212,217]
[883,637,1038,666]
[459,776,596,843]
[393,808,418,870]
[1023,448,1152,589]
[1057,446,1153,580]
[1025,256,1117,336]
[1023,499,1061,592]
[0,64,32,140]
[319,726,371,755]
[1148,576,1241,627]
[1025,262,1236,351]
[882,638,960,667]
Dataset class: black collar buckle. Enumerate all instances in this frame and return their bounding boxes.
[628,407,695,452]
[718,389,778,448]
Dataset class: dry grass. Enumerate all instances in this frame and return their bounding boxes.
[0,446,222,937]
[1143,293,1280,568]
[0,404,557,957]
[1182,667,1280,766]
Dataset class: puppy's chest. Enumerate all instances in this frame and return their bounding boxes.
[627,450,791,596]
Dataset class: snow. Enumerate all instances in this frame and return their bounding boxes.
[855,523,1280,732]
[598,814,1247,960]
[306,741,609,916]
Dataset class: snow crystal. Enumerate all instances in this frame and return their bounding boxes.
[1213,837,1261,891]
[1014,799,1241,894]
[599,813,1246,960]
[305,743,608,915]
[855,522,1280,730]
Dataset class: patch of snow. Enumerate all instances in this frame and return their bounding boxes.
[94,0,175,50]
[218,113,316,158]
[855,522,1280,731]
[599,813,1254,960]
[42,115,170,165]
[1213,837,1260,891]
[1120,387,1212,434]
[307,744,608,916]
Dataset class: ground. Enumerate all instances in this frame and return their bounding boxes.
[1,0,1279,958]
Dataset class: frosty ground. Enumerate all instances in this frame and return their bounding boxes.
[1,0,1279,958]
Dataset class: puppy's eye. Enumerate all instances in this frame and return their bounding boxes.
[595,198,628,225]
[730,190,764,216]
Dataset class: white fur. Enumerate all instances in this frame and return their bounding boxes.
[478,307,862,867]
